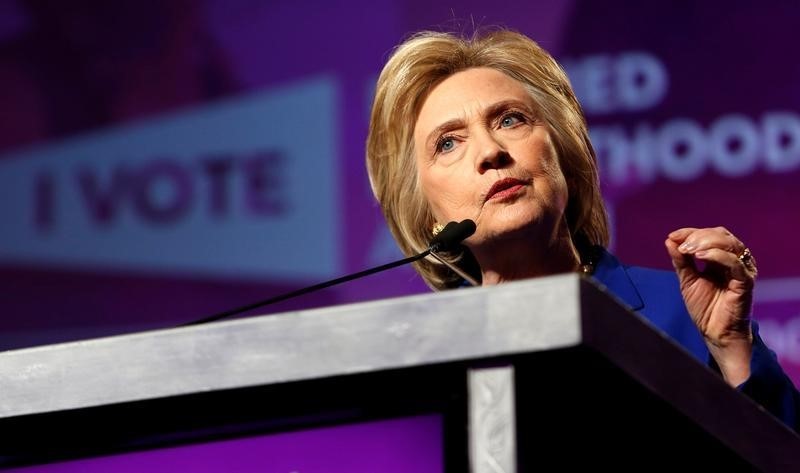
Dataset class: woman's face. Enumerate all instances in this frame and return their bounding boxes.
[413,67,569,250]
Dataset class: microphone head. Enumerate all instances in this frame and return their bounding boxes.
[429,219,476,252]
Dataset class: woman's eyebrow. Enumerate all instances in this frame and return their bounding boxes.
[483,99,532,121]
[425,118,465,149]
[424,99,532,149]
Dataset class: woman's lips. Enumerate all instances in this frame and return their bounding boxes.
[485,178,527,202]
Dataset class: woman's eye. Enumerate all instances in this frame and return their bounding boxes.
[500,114,523,128]
[436,137,456,153]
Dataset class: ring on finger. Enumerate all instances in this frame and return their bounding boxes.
[738,247,757,273]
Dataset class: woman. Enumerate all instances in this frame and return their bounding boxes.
[366,29,798,429]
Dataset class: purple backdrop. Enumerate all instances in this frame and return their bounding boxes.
[3,415,443,473]
[1,0,798,413]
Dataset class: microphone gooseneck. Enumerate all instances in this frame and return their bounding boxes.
[180,219,477,326]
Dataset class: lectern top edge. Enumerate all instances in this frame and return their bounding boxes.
[0,273,584,418]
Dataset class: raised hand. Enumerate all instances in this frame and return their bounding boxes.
[665,226,758,386]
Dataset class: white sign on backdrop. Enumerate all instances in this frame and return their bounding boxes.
[0,76,341,281]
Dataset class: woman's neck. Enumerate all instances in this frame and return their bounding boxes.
[473,223,581,286]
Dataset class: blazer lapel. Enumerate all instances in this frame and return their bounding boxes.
[590,249,644,312]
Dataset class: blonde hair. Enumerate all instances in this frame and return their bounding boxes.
[366,29,609,290]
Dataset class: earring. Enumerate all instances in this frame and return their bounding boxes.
[432,222,445,236]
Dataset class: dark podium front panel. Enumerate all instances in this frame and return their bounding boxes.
[1,274,798,471]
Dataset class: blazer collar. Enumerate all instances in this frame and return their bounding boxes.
[590,248,644,311]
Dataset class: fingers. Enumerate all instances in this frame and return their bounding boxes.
[693,248,755,284]
[667,227,698,242]
[666,226,757,281]
[664,237,696,274]
[668,226,745,255]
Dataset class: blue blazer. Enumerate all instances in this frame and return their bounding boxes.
[591,248,799,431]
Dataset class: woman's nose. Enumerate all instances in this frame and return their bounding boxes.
[475,131,511,173]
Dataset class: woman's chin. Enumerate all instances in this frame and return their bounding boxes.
[471,223,537,247]
[471,212,562,247]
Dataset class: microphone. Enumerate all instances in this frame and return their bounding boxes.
[430,219,477,252]
[180,219,477,326]
[428,219,479,286]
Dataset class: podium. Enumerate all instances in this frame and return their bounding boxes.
[1,274,798,471]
